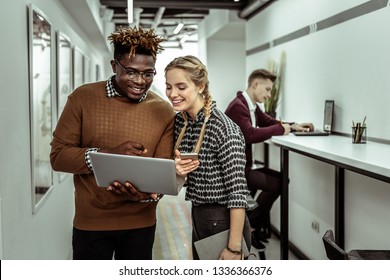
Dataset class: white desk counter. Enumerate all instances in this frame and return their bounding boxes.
[268,134,390,259]
[271,134,390,179]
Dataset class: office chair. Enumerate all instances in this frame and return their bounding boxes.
[322,229,390,260]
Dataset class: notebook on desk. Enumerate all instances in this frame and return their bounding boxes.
[294,100,334,136]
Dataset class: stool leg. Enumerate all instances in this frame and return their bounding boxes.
[264,212,271,238]
[258,250,266,260]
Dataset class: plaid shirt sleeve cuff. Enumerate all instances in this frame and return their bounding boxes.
[140,193,164,203]
[85,148,100,171]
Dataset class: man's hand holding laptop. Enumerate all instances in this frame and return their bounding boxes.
[99,141,158,201]
[99,141,148,156]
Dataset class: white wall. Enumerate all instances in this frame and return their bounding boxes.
[207,39,246,112]
[249,0,390,259]
[153,42,200,101]
[0,0,110,259]
[199,10,247,112]
[247,0,390,138]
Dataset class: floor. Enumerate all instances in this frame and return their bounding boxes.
[153,190,298,260]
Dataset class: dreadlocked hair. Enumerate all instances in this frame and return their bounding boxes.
[166,55,213,154]
[107,26,165,61]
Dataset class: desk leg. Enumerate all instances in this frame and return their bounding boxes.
[264,142,269,168]
[335,166,345,249]
[280,147,289,260]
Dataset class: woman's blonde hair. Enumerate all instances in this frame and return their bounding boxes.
[165,55,213,153]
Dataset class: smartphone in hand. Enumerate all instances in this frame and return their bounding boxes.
[180,153,199,160]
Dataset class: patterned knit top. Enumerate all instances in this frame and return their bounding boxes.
[174,103,250,209]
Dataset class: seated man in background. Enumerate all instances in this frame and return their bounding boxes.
[225,69,313,250]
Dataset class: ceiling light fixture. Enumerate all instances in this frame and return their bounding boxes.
[127,0,133,24]
[180,34,189,46]
[173,22,184,35]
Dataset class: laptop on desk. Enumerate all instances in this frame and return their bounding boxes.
[294,100,334,136]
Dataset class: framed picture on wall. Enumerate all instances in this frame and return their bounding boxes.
[56,31,72,183]
[56,31,72,118]
[95,64,100,82]
[72,47,84,89]
[84,55,90,84]
[27,4,54,213]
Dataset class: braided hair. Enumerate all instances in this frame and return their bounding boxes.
[107,26,165,61]
[165,55,213,153]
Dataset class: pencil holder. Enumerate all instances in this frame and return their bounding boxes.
[352,126,367,144]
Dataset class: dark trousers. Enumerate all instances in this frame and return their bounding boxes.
[245,168,281,231]
[191,203,251,260]
[72,224,156,260]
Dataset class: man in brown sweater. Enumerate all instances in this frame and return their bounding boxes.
[50,27,174,260]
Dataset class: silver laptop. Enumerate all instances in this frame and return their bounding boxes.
[89,152,181,195]
[194,229,249,260]
[294,100,334,136]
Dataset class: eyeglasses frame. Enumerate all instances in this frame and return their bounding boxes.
[114,59,156,81]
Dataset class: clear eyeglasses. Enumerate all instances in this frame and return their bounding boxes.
[115,59,156,81]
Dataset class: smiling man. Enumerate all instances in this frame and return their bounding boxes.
[50,27,175,260]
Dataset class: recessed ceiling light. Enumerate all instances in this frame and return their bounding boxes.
[173,22,184,34]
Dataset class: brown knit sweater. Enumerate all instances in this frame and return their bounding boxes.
[50,81,174,231]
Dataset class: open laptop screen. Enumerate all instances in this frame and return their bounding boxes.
[323,100,334,132]
[294,100,334,136]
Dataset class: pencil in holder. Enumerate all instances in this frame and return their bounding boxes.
[352,126,367,144]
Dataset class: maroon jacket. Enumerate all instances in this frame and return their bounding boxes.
[225,91,284,173]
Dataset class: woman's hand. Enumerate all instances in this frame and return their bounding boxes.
[219,247,243,260]
[174,150,200,177]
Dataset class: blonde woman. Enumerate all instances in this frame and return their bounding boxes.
[165,55,251,260]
